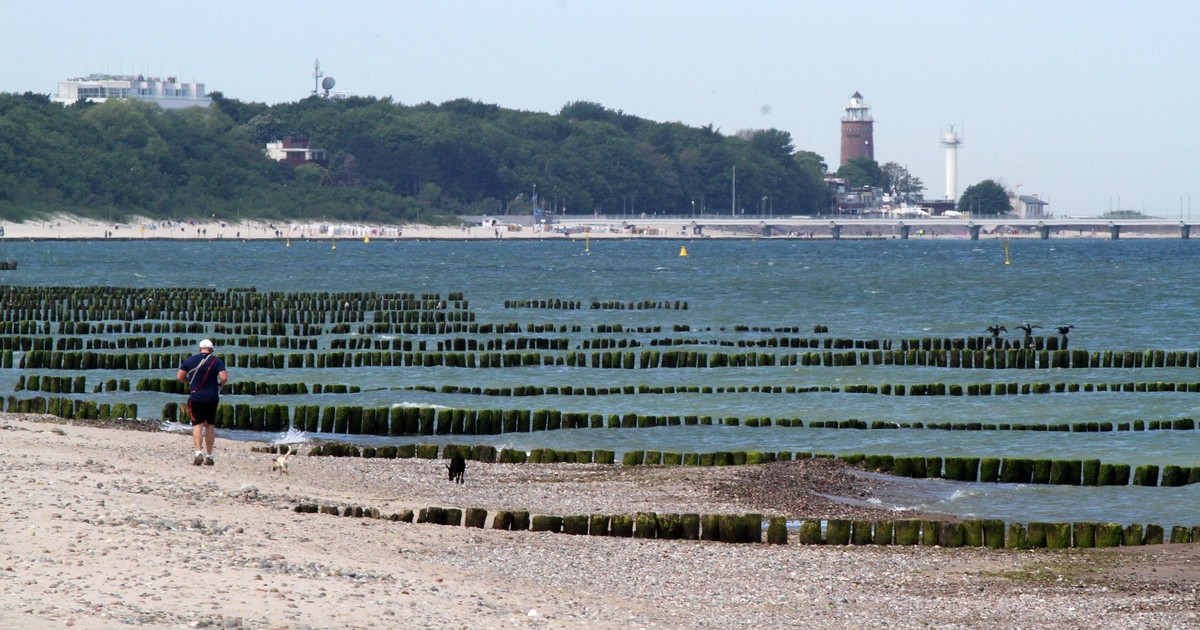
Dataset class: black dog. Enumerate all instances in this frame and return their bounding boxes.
[445,453,465,484]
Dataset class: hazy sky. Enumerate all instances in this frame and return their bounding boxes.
[4,1,1197,217]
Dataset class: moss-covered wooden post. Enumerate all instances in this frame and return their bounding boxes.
[767,517,788,544]
[510,511,530,531]
[894,519,920,545]
[743,513,763,543]
[1081,459,1101,486]
[851,520,874,545]
[980,519,1005,548]
[797,520,824,545]
[1072,522,1096,548]
[872,520,894,545]
[1024,522,1048,548]
[979,458,1001,483]
[1031,460,1053,484]
[826,519,851,545]
[491,511,513,530]
[1170,526,1191,544]
[1094,523,1123,547]
[1003,523,1027,549]
[1123,523,1144,546]
[589,514,610,536]
[717,514,741,543]
[610,514,633,537]
[464,508,487,528]
[655,513,684,540]
[937,522,964,547]
[635,512,658,539]
[1046,522,1071,548]
[1133,465,1159,486]
[562,515,589,535]
[1049,460,1081,485]
[962,520,984,547]
[920,520,940,546]
[700,514,721,541]
[681,513,700,540]
[531,515,562,533]
[1144,523,1164,545]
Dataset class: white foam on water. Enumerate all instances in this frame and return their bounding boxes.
[158,421,189,433]
[391,401,449,409]
[948,488,982,501]
[273,428,310,445]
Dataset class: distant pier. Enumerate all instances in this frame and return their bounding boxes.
[581,217,1200,240]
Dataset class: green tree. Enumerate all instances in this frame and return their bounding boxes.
[881,162,925,203]
[835,157,885,189]
[958,180,1012,215]
[0,89,837,223]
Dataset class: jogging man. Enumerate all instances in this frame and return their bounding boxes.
[177,339,228,466]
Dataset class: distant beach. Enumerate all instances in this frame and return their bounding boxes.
[1,214,1175,242]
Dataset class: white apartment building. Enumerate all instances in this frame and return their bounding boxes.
[53,74,211,109]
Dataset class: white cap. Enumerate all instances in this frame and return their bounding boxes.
[199,339,214,349]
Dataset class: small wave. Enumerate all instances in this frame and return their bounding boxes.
[391,401,450,409]
[273,428,310,444]
[133,272,147,278]
[158,421,189,433]
[948,487,983,501]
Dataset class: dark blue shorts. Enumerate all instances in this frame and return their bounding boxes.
[188,399,218,426]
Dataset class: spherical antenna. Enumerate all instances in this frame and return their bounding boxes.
[321,76,336,91]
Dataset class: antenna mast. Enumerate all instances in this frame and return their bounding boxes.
[312,58,323,96]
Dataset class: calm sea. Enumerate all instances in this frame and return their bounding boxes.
[5,236,1199,527]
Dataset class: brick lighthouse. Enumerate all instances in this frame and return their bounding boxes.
[839,91,874,166]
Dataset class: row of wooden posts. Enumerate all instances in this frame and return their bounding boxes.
[503,298,688,310]
[423,380,1200,398]
[291,502,1198,548]
[19,345,1200,371]
[0,286,1083,355]
[269,442,1200,488]
[0,285,465,315]
[4,395,136,421]
[155,396,1199,438]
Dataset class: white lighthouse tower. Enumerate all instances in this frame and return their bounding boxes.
[941,125,963,202]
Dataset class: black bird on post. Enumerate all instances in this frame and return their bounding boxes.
[1056,325,1075,350]
[985,325,1007,348]
[1015,323,1041,349]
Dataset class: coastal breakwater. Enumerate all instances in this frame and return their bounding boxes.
[292,500,1196,549]
[4,282,1200,531]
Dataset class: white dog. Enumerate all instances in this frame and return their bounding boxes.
[270,445,294,474]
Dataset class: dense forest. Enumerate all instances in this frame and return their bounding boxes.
[0,91,832,224]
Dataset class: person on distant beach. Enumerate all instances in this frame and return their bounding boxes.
[177,339,228,466]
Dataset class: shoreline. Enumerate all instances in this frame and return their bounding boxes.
[0,215,1187,242]
[3,413,1199,628]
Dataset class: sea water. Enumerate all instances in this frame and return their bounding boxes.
[6,236,1200,526]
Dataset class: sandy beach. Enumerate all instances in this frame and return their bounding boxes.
[0,213,1163,243]
[2,413,1198,629]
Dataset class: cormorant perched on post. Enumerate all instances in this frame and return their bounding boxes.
[1056,325,1075,350]
[1015,323,1041,349]
[985,325,1006,348]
